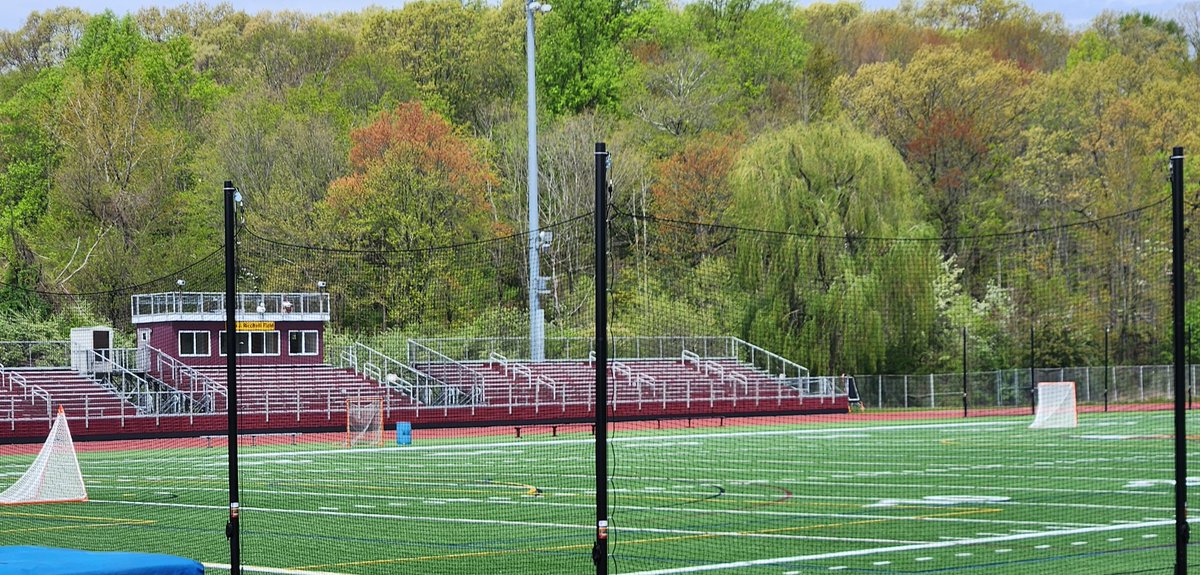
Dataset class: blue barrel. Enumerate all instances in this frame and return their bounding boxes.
[396,422,412,446]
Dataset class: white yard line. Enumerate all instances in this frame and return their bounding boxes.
[617,518,1190,575]
[86,499,921,543]
[203,562,353,575]
[87,487,1108,529]
[235,421,1022,459]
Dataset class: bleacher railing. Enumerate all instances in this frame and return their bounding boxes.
[0,341,71,368]
[0,366,51,425]
[130,292,330,321]
[82,349,194,416]
[144,346,227,412]
[336,342,466,407]
[405,340,487,405]
[410,335,810,382]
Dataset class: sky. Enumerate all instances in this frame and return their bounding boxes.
[2,0,1195,32]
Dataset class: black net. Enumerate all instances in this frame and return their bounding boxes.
[0,250,230,564]
[230,212,596,574]
[604,194,1185,574]
[0,162,1194,575]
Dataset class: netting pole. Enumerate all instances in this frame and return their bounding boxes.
[223,181,241,574]
[961,327,968,418]
[1170,146,1190,574]
[592,142,609,574]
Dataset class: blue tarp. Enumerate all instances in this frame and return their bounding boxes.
[0,546,203,575]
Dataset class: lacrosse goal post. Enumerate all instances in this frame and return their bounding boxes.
[346,397,385,447]
[1029,381,1078,429]
[0,407,88,505]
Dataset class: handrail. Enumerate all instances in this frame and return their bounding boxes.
[406,339,486,405]
[86,349,188,415]
[730,337,809,380]
[342,342,478,406]
[681,350,701,369]
[146,346,227,412]
[489,351,509,373]
[6,370,51,413]
[131,292,330,319]
[511,363,533,384]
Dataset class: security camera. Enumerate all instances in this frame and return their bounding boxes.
[316,281,327,290]
[176,279,186,287]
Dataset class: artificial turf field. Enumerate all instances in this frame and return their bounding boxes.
[1,410,1197,574]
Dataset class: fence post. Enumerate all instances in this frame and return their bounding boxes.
[929,374,935,408]
[1085,367,1091,402]
[1029,325,1036,415]
[962,327,968,417]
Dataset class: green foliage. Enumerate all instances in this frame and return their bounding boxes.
[0,1,1191,376]
[537,0,635,114]
[726,121,938,374]
[1067,30,1113,68]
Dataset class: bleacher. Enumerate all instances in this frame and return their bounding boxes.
[1,368,133,423]
[1,336,845,440]
[413,356,811,417]
[189,365,416,423]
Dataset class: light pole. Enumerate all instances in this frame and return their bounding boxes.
[527,0,550,362]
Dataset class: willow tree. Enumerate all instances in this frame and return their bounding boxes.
[727,121,940,374]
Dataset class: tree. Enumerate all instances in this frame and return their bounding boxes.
[0,8,89,74]
[536,0,636,114]
[650,134,741,271]
[904,0,1070,71]
[688,0,809,115]
[836,44,1031,244]
[318,102,499,328]
[726,121,939,374]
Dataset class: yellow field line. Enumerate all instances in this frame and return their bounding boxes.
[0,510,153,523]
[0,520,155,535]
[295,507,1001,570]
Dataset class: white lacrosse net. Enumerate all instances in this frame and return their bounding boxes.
[0,409,88,505]
[346,397,384,447]
[1029,381,1078,429]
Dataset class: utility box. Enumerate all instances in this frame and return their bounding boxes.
[70,326,114,374]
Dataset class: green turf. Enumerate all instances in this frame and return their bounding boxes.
[2,411,1197,574]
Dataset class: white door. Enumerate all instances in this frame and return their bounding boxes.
[137,328,151,371]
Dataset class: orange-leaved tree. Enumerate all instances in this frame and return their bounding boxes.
[319,101,502,329]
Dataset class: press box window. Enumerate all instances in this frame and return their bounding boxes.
[219,331,280,356]
[179,331,210,357]
[289,331,319,355]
